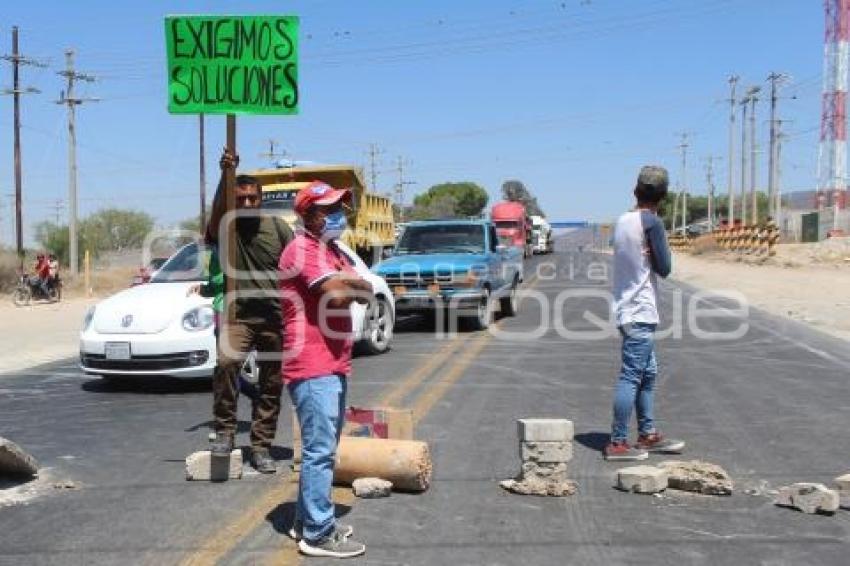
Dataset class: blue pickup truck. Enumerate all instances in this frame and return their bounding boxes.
[372,219,524,330]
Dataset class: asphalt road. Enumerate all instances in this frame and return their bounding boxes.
[2,230,850,566]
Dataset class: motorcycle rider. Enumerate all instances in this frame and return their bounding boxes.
[33,254,51,297]
[48,254,60,290]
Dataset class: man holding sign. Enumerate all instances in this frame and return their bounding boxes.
[206,150,293,473]
[166,15,299,472]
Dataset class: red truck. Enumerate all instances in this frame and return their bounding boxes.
[491,201,532,258]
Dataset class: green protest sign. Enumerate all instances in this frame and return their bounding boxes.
[165,15,299,115]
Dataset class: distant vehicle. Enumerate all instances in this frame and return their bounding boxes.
[530,215,553,254]
[394,222,408,240]
[373,219,523,330]
[248,163,395,266]
[492,201,533,258]
[80,241,395,381]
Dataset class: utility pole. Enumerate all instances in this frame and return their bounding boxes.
[2,26,46,268]
[259,138,286,166]
[748,86,761,224]
[368,143,384,192]
[676,132,689,231]
[767,72,790,220]
[199,114,206,230]
[740,91,751,224]
[705,155,720,230]
[56,49,97,276]
[394,156,415,222]
[51,199,64,224]
[726,75,739,225]
[775,119,787,222]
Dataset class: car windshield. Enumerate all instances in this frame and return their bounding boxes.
[395,224,486,255]
[495,220,520,231]
[261,191,295,211]
[150,243,207,283]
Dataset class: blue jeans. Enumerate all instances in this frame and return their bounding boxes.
[611,322,657,443]
[288,374,347,542]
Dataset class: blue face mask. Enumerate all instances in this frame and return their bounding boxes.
[322,210,348,240]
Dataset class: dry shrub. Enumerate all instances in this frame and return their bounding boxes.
[0,250,20,293]
[61,266,138,299]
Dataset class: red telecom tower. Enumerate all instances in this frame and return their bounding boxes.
[819,0,850,209]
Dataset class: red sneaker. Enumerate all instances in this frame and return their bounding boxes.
[636,432,685,453]
[604,441,648,461]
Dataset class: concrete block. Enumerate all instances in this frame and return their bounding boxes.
[500,477,577,497]
[616,465,668,494]
[519,441,573,463]
[521,461,569,483]
[834,473,850,492]
[185,450,242,481]
[517,419,574,442]
[658,460,733,496]
[775,483,840,515]
[352,477,392,498]
[0,436,39,477]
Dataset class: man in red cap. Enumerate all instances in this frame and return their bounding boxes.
[279,181,372,558]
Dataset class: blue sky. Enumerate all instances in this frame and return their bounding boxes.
[0,1,825,244]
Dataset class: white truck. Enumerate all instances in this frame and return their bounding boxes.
[530,216,553,254]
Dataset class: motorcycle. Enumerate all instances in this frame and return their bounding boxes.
[13,274,61,307]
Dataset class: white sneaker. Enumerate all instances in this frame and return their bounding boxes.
[288,521,353,541]
[298,530,365,558]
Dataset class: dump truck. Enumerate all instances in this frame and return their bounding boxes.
[246,163,395,265]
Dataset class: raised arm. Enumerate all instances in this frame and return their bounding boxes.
[204,148,239,244]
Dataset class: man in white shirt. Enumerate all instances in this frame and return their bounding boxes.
[605,165,685,461]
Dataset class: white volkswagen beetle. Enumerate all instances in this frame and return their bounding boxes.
[79,240,395,380]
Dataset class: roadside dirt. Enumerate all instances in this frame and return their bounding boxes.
[672,243,850,342]
[0,298,97,375]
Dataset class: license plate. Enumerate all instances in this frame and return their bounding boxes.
[105,342,131,360]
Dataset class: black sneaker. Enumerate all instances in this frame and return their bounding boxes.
[209,431,235,457]
[287,521,353,541]
[298,530,365,558]
[250,449,276,474]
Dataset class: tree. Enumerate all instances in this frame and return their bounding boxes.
[179,217,202,234]
[659,191,771,230]
[410,182,488,219]
[34,208,155,267]
[501,180,544,217]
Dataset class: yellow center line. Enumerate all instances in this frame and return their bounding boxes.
[409,275,539,424]
[378,332,471,408]
[182,274,540,565]
[179,322,464,565]
[409,333,492,424]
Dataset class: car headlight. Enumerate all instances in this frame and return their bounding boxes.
[83,306,96,331]
[182,306,215,332]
